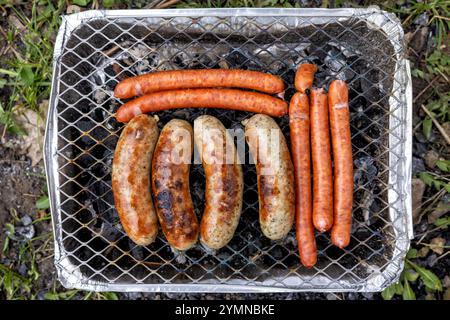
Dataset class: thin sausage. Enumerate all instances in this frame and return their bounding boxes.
[289,93,317,268]
[294,64,317,93]
[194,115,244,250]
[151,119,199,251]
[243,114,295,240]
[111,115,159,246]
[114,69,285,99]
[328,80,353,249]
[310,88,333,232]
[115,88,288,123]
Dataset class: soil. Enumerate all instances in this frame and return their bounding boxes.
[0,141,46,252]
[0,131,61,295]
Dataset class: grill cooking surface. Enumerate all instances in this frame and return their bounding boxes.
[45,9,411,292]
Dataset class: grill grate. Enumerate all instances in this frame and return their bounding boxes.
[44,8,412,292]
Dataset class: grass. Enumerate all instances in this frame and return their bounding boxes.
[43,289,119,300]
[401,1,450,244]
[0,263,33,300]
[0,204,118,299]
[0,212,47,299]
[0,260,119,299]
[383,1,449,48]
[0,0,65,135]
[404,1,450,301]
[400,0,449,47]
[382,249,444,300]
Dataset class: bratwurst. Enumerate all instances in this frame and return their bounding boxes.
[194,115,243,250]
[152,119,199,251]
[111,114,159,246]
[243,114,295,240]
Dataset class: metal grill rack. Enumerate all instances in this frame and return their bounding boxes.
[44,8,412,292]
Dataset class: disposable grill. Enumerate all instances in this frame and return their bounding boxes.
[44,8,413,292]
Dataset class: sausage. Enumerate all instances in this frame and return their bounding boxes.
[115,88,288,123]
[289,93,317,268]
[111,115,159,246]
[243,114,295,240]
[328,80,353,249]
[151,119,199,251]
[294,64,317,93]
[194,115,244,250]
[310,88,333,232]
[114,69,285,99]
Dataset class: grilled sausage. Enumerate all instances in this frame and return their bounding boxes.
[194,115,244,250]
[289,93,317,268]
[112,115,159,246]
[115,88,288,122]
[328,80,353,249]
[243,114,295,240]
[294,64,317,93]
[114,69,285,99]
[151,119,199,251]
[310,88,333,232]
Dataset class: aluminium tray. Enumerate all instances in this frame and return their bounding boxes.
[44,7,413,293]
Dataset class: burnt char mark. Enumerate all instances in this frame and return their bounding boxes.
[174,179,183,190]
[259,174,276,199]
[222,166,238,196]
[126,143,142,187]
[184,229,197,242]
[217,165,240,213]
[141,176,149,189]
[155,190,174,227]
[151,119,198,249]
[258,174,277,223]
[179,215,197,238]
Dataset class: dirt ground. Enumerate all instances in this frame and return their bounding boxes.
[0,145,45,249]
[0,138,58,299]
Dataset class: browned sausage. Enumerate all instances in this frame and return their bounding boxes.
[194,115,243,250]
[310,88,333,232]
[114,69,286,99]
[294,64,317,93]
[151,119,199,251]
[111,115,159,246]
[289,93,317,268]
[115,88,288,123]
[328,80,353,249]
[243,114,295,240]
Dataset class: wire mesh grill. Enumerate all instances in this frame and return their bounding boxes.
[44,8,412,292]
